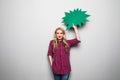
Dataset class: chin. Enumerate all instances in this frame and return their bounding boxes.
[57,38,62,40]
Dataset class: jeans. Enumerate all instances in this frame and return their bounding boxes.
[53,73,70,80]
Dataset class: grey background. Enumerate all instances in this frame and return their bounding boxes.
[0,0,120,80]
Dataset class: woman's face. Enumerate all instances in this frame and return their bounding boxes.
[56,29,64,40]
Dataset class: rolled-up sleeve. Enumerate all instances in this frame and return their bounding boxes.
[47,40,53,57]
[67,38,81,47]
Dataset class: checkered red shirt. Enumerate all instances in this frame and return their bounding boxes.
[47,38,81,74]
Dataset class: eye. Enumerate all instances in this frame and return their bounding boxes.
[60,32,63,34]
[56,32,59,34]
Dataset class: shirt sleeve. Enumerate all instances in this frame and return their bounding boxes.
[47,40,53,57]
[67,38,81,47]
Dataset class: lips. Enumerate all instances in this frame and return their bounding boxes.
[58,36,61,38]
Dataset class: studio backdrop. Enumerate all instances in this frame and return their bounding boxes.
[0,0,120,80]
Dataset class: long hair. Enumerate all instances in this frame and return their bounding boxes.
[53,27,69,52]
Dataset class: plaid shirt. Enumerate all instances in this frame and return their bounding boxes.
[47,38,81,74]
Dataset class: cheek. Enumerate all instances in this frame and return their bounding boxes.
[56,35,59,38]
[56,34,59,37]
[61,34,63,37]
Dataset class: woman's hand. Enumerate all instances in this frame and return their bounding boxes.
[72,25,77,30]
[48,56,53,67]
[73,25,80,41]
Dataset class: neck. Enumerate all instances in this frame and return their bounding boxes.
[58,39,62,42]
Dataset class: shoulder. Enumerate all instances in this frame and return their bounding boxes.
[50,39,55,42]
[49,40,54,45]
[66,38,81,46]
[66,38,79,42]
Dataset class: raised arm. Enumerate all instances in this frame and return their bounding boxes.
[73,25,80,41]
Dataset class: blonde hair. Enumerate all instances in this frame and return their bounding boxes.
[53,27,69,52]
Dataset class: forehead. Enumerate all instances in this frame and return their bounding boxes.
[56,29,63,33]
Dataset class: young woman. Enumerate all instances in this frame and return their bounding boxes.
[47,25,81,80]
